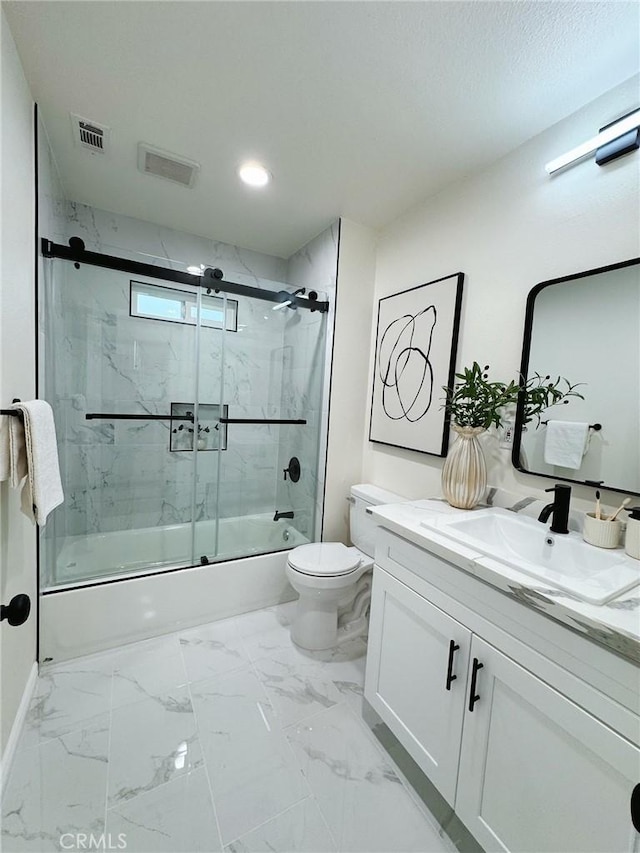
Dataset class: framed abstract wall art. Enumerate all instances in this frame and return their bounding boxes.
[369,272,464,456]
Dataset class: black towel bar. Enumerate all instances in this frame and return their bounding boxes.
[86,412,194,422]
[218,418,307,425]
[541,421,602,431]
[1,399,23,418]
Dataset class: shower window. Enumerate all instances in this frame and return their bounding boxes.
[130,280,238,331]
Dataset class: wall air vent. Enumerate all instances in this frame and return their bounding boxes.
[71,114,109,153]
[137,143,199,188]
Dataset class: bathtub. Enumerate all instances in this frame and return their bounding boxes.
[40,514,308,663]
[50,514,308,588]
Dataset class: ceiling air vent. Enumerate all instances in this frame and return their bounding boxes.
[71,114,109,153]
[137,143,199,188]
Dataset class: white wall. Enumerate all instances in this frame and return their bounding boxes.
[0,10,37,759]
[363,75,640,511]
[324,219,377,542]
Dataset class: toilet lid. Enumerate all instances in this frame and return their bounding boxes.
[289,543,362,577]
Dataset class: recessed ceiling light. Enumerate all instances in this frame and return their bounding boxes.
[238,161,271,188]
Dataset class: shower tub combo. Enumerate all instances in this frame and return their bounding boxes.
[39,237,332,662]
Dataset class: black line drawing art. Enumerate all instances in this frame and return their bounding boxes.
[378,306,437,422]
[369,273,464,457]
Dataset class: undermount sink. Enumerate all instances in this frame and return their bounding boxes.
[420,508,640,605]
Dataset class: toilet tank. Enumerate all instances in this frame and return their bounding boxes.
[350,483,406,558]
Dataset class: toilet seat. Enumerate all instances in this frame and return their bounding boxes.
[288,543,362,577]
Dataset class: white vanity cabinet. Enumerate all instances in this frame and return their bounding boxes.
[366,569,471,804]
[365,529,640,853]
[456,635,639,853]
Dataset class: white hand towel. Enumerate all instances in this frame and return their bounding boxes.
[0,416,9,482]
[12,401,64,525]
[0,408,28,485]
[9,410,28,487]
[543,420,590,469]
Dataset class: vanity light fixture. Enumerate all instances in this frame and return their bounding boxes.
[238,161,271,188]
[545,108,640,175]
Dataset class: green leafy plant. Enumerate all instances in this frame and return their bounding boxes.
[442,362,520,430]
[521,373,584,427]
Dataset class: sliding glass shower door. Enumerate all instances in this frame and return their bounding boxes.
[40,254,327,589]
[194,277,325,563]
[40,260,207,586]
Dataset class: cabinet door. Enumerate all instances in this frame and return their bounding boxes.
[456,635,640,853]
[365,568,471,805]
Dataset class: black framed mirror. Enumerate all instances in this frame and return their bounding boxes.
[512,257,640,496]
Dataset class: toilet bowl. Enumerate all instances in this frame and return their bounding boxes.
[286,484,405,650]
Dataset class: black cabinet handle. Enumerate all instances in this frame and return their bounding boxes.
[631,783,640,833]
[468,657,484,712]
[445,640,460,691]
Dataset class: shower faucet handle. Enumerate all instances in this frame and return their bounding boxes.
[283,456,301,483]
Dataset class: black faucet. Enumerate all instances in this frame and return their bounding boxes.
[274,510,294,522]
[538,484,572,534]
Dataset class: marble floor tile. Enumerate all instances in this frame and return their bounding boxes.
[1,718,109,852]
[106,768,221,852]
[111,647,188,710]
[287,704,450,853]
[20,662,113,749]
[191,666,309,845]
[178,618,250,684]
[108,685,202,808]
[232,601,297,639]
[3,603,456,853]
[47,646,121,675]
[309,639,369,716]
[225,798,336,853]
[110,633,183,671]
[253,639,367,728]
[238,605,300,664]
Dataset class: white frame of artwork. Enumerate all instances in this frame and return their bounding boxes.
[369,272,465,456]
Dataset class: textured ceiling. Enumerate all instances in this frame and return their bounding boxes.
[5,0,640,257]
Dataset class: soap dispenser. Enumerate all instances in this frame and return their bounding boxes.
[624,507,640,560]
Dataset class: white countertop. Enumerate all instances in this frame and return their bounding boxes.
[371,499,640,664]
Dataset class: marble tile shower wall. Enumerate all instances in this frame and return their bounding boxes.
[46,203,316,542]
[62,201,289,283]
[37,119,68,585]
[37,119,67,258]
[50,268,288,539]
[44,204,338,547]
[277,223,339,539]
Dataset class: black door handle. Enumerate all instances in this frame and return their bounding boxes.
[445,640,460,691]
[631,783,640,833]
[468,657,484,712]
[1,594,31,627]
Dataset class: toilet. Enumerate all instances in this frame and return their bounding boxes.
[286,483,405,650]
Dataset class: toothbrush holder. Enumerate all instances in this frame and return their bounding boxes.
[582,512,622,549]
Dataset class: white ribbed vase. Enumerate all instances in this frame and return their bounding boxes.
[441,425,487,510]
